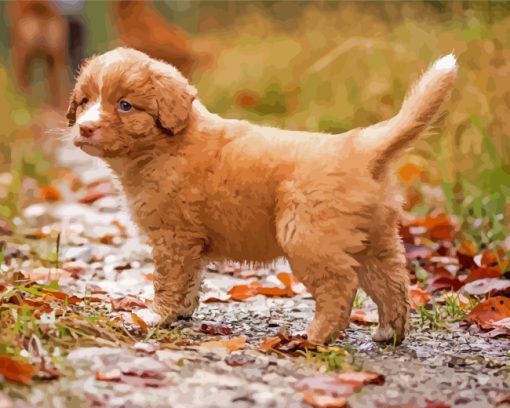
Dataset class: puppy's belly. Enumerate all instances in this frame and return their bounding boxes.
[205,226,284,264]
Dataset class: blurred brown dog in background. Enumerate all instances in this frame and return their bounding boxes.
[7,0,69,107]
[112,0,195,77]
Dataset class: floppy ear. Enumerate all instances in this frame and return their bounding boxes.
[66,95,78,127]
[152,63,197,135]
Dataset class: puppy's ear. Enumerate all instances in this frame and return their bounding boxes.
[152,63,197,135]
[66,95,78,127]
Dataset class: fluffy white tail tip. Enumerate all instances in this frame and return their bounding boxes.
[432,53,457,71]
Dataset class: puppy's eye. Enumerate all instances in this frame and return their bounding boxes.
[79,97,88,106]
[118,100,132,112]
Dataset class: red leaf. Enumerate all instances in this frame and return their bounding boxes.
[468,296,510,329]
[200,323,232,335]
[350,309,378,324]
[464,267,501,283]
[0,356,33,385]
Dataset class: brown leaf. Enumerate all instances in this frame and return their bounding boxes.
[350,309,378,325]
[0,356,33,385]
[425,401,451,408]
[200,323,232,335]
[201,337,246,351]
[260,333,316,354]
[111,295,148,311]
[336,371,385,386]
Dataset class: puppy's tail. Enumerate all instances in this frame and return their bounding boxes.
[360,54,458,179]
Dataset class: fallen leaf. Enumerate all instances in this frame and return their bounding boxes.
[409,286,431,308]
[39,185,62,202]
[335,371,385,386]
[131,312,149,333]
[468,296,510,329]
[0,356,33,385]
[111,295,148,311]
[201,337,246,351]
[464,266,501,283]
[259,333,316,354]
[350,309,378,324]
[462,279,510,296]
[228,282,261,301]
[260,336,283,352]
[200,323,232,335]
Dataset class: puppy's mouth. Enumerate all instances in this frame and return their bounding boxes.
[73,138,104,157]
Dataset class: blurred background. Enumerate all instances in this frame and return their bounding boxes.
[0,0,509,246]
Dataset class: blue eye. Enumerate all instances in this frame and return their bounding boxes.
[118,100,132,112]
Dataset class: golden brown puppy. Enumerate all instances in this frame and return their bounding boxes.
[66,48,457,344]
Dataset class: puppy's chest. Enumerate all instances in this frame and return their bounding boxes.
[123,170,203,229]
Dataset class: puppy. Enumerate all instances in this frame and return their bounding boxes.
[111,0,195,76]
[66,48,457,344]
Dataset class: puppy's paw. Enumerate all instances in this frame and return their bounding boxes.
[372,323,405,344]
[306,321,341,345]
[134,308,163,327]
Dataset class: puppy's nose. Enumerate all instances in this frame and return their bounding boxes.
[79,122,99,138]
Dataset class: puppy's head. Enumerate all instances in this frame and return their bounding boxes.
[67,47,196,158]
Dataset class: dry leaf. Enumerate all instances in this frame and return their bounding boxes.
[201,337,246,351]
[0,356,33,385]
[131,312,149,333]
[468,296,510,329]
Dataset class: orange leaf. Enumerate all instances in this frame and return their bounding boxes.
[256,286,293,297]
[260,336,282,352]
[131,312,149,333]
[201,337,246,351]
[409,286,431,308]
[0,356,33,385]
[458,240,478,256]
[350,309,378,324]
[468,297,510,329]
[39,185,62,202]
[227,282,261,301]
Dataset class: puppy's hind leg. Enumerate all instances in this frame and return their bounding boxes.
[357,234,410,343]
[289,259,358,344]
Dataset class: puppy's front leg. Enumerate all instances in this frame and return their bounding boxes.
[149,231,204,324]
